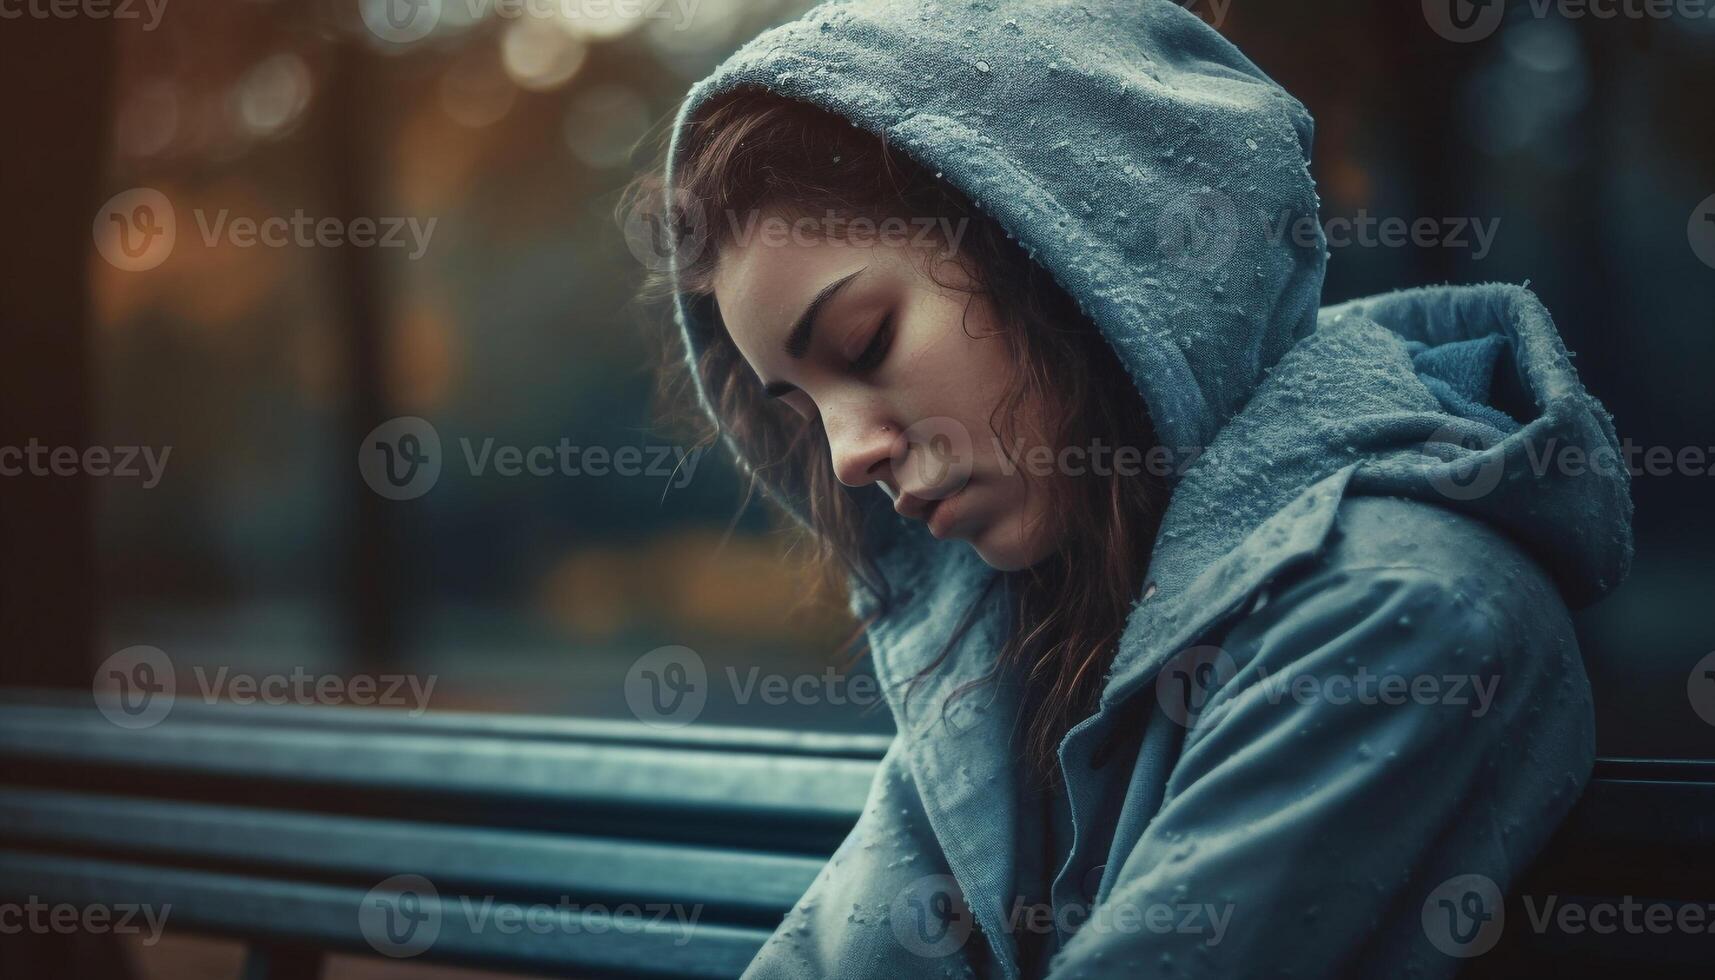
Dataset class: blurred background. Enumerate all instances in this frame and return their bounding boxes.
[1,0,1712,918]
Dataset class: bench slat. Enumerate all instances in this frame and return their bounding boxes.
[0,691,895,759]
[0,850,767,979]
[0,706,878,851]
[0,787,824,922]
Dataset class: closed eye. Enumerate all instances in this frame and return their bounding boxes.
[849,313,893,374]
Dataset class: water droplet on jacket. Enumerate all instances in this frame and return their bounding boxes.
[975,60,991,73]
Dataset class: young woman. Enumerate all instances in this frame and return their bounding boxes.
[629,2,1633,977]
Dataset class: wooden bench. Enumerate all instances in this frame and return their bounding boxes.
[0,689,1709,977]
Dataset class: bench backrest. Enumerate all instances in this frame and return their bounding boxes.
[0,691,1709,977]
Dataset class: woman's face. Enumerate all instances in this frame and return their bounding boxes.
[711,216,1064,571]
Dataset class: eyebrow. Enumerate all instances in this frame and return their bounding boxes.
[760,268,864,399]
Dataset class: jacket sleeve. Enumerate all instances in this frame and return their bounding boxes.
[1044,562,1596,980]
[740,736,988,980]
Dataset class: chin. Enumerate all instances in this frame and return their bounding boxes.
[968,528,1058,572]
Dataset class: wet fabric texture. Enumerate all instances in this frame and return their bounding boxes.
[661,1,1634,977]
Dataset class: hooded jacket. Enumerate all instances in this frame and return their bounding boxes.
[662,1,1635,977]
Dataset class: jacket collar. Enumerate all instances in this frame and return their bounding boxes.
[861,541,1026,973]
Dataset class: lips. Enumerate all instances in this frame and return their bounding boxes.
[893,480,964,520]
[894,484,967,539]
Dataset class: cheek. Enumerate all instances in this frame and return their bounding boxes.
[899,299,1014,417]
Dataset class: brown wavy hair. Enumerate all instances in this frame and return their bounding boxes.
[623,89,1168,791]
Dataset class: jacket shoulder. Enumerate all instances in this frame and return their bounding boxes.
[1222,493,1585,696]
[1300,494,1573,628]
[1202,493,1593,761]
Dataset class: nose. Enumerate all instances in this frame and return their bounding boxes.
[826,411,902,489]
